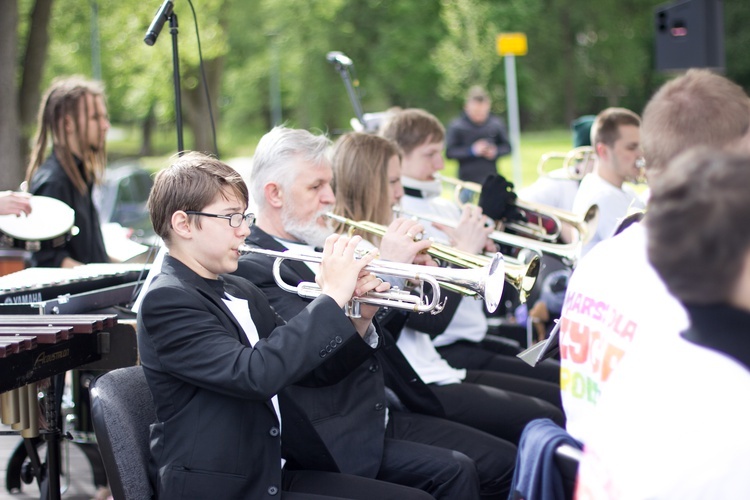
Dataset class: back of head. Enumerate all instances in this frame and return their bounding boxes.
[642,69,750,174]
[26,75,107,193]
[149,152,248,245]
[646,148,750,305]
[590,107,641,149]
[250,126,332,212]
[379,108,445,155]
[331,132,400,227]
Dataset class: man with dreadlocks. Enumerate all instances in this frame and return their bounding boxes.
[25,76,111,268]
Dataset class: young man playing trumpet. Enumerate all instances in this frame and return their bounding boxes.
[571,107,645,256]
[379,108,562,385]
[235,126,518,499]
[138,151,432,500]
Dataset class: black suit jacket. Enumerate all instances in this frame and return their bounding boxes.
[137,255,373,499]
[234,228,446,477]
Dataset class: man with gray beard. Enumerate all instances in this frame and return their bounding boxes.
[234,126,521,500]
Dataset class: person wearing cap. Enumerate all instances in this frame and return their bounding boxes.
[445,86,512,195]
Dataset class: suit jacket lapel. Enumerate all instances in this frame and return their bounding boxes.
[162,255,249,346]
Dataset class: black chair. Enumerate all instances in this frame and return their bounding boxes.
[554,443,583,500]
[89,366,156,500]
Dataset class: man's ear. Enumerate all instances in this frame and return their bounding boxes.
[170,211,193,240]
[264,182,284,209]
[595,142,609,161]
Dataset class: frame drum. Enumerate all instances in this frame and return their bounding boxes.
[0,196,76,252]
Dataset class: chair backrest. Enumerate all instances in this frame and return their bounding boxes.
[554,443,583,500]
[90,365,156,500]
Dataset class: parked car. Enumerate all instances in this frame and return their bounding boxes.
[93,159,155,244]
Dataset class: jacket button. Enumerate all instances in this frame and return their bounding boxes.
[268,485,279,495]
[335,335,343,344]
[326,345,333,353]
[374,403,384,411]
[319,349,327,358]
[329,340,337,349]
[369,363,379,373]
[269,427,280,437]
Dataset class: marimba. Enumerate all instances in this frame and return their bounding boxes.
[0,264,147,499]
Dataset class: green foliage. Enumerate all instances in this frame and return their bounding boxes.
[15,0,750,157]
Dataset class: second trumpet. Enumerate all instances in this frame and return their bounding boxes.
[239,245,506,314]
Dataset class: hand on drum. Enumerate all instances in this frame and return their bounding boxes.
[0,192,32,217]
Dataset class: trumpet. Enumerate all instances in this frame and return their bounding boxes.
[391,208,582,268]
[434,173,598,245]
[536,146,596,181]
[435,174,560,242]
[325,213,540,304]
[239,245,506,314]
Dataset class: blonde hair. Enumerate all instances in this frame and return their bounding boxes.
[331,133,401,242]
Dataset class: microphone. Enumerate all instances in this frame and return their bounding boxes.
[144,0,174,46]
[326,51,353,67]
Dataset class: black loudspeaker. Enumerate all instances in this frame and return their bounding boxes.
[654,0,725,72]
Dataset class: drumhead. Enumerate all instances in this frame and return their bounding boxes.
[0,196,75,242]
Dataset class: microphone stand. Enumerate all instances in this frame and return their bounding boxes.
[329,61,366,131]
[169,13,185,155]
[144,0,184,155]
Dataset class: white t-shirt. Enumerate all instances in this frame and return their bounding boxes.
[576,332,750,500]
[572,173,645,256]
[558,223,688,442]
[517,171,580,212]
[393,176,483,385]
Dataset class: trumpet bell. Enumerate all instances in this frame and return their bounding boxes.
[484,254,504,313]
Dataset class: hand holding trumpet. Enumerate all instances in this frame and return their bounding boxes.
[432,205,494,254]
[379,217,436,267]
[315,233,390,337]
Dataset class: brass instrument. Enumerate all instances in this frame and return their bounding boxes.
[435,174,561,242]
[239,245,506,314]
[325,213,540,304]
[391,208,582,268]
[536,146,596,181]
[433,173,598,245]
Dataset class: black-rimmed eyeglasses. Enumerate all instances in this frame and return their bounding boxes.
[184,211,256,228]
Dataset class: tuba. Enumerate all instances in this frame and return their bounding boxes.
[239,245,506,314]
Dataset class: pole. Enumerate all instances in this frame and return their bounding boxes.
[504,54,523,188]
[268,33,282,126]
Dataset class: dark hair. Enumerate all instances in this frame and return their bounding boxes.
[642,69,750,174]
[646,148,750,304]
[148,152,249,244]
[590,107,640,149]
[26,76,107,195]
[379,108,445,156]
